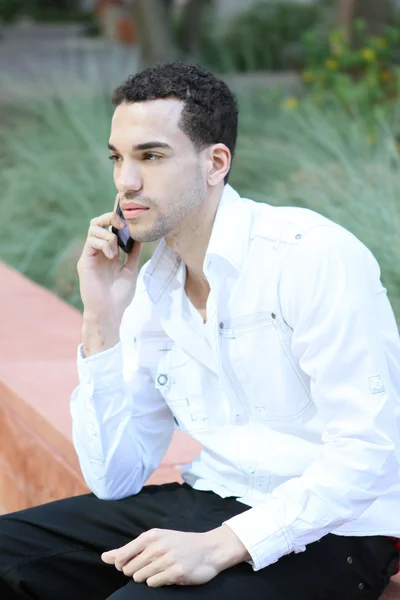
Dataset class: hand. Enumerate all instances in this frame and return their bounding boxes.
[77,194,142,356]
[101,526,250,588]
[78,193,141,321]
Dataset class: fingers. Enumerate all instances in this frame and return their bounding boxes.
[112,537,146,570]
[88,224,118,254]
[123,551,155,578]
[90,211,125,230]
[147,566,185,587]
[132,558,167,583]
[101,550,116,564]
[113,191,122,212]
[88,236,118,259]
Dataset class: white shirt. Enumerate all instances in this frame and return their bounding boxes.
[71,184,400,572]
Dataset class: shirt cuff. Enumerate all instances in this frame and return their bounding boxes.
[223,499,295,571]
[77,342,123,391]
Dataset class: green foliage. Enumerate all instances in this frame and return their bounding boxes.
[198,0,322,73]
[1,66,400,323]
[0,0,89,23]
[0,0,24,22]
[0,55,145,311]
[302,19,400,113]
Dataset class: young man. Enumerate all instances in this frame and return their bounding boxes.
[1,62,399,600]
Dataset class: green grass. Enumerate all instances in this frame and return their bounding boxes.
[0,54,140,311]
[1,65,400,322]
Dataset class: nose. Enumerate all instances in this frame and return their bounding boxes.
[115,161,142,194]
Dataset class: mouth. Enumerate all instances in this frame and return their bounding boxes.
[122,207,149,218]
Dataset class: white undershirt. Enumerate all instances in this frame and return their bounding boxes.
[182,292,215,352]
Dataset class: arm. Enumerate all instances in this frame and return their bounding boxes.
[222,225,399,571]
[70,286,174,500]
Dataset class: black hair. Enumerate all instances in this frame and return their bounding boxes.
[112,62,239,184]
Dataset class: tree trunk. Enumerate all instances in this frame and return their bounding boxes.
[338,0,391,43]
[133,0,176,68]
[179,0,211,56]
[354,0,390,36]
[337,0,357,43]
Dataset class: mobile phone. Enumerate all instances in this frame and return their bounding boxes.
[112,204,135,254]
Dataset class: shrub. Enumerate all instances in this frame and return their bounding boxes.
[302,19,400,113]
[0,53,150,311]
[197,0,322,73]
[1,67,400,323]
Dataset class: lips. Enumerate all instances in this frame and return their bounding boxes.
[121,203,149,218]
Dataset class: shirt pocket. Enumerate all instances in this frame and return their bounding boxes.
[151,340,208,434]
[219,311,313,421]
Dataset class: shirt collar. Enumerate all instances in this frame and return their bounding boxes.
[203,184,250,275]
[143,184,251,303]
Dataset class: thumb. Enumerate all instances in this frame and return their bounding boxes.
[101,550,117,563]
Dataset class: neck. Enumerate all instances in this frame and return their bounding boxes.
[165,184,224,285]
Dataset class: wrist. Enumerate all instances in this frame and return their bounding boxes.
[204,525,251,572]
[82,313,121,357]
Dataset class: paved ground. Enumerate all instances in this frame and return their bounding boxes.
[0,22,139,102]
[0,21,300,104]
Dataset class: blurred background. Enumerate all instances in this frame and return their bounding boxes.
[1,0,400,320]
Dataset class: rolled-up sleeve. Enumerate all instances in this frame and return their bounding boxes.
[224,225,399,571]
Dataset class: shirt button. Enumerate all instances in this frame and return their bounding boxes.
[256,477,265,487]
[157,374,168,386]
[247,465,255,474]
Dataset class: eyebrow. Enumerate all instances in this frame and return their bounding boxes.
[107,142,172,152]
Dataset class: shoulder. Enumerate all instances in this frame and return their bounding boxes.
[242,196,379,282]
[246,199,346,246]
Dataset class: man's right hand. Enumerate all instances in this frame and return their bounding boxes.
[77,198,142,357]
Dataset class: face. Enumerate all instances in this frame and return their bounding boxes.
[108,98,208,243]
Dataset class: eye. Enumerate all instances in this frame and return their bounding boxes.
[143,153,160,161]
[109,155,121,163]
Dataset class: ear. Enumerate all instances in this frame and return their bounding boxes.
[206,144,231,186]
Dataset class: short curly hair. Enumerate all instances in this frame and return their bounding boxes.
[112,62,239,183]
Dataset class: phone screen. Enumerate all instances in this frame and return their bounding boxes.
[112,204,135,254]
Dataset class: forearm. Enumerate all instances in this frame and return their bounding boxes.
[81,312,121,357]
[71,343,175,499]
[223,430,396,571]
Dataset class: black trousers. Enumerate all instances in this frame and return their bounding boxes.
[0,482,398,600]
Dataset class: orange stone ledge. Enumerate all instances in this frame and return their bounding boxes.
[0,261,201,514]
[0,261,398,597]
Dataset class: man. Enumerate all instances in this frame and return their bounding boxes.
[1,62,399,600]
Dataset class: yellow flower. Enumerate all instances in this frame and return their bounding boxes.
[303,70,314,83]
[324,58,339,71]
[282,97,299,110]
[380,70,392,82]
[362,48,376,62]
[376,37,388,48]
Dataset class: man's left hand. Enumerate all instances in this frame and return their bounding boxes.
[101,525,250,587]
